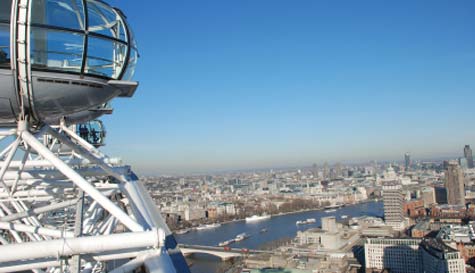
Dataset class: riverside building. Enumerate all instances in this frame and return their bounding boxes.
[382,181,405,230]
[446,161,465,206]
[365,238,421,273]
[364,238,465,273]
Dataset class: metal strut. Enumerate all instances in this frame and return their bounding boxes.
[0,121,178,273]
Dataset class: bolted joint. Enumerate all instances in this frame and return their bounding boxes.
[17,120,28,132]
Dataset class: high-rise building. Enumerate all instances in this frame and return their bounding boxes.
[335,162,342,178]
[383,181,405,230]
[445,161,465,206]
[458,157,468,169]
[312,163,318,178]
[321,216,337,232]
[323,162,329,180]
[405,152,411,171]
[464,145,474,169]
[365,238,422,273]
[421,187,436,207]
[420,239,465,273]
[434,186,448,204]
[365,238,465,273]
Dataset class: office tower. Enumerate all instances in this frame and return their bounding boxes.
[445,161,465,206]
[365,238,465,273]
[434,186,448,204]
[464,145,474,169]
[323,162,329,180]
[335,162,342,178]
[312,163,318,178]
[321,216,337,232]
[405,152,411,171]
[421,187,435,207]
[383,181,405,230]
[365,238,422,273]
[458,157,468,169]
[443,160,450,170]
[420,239,465,273]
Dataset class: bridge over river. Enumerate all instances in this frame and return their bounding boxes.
[179,244,275,260]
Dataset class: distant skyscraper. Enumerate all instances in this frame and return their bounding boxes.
[458,157,468,169]
[312,163,318,178]
[382,181,405,230]
[323,162,329,180]
[335,162,342,178]
[464,145,474,169]
[445,161,465,206]
[405,152,411,171]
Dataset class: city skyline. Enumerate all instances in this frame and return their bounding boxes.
[103,0,475,174]
[139,149,472,176]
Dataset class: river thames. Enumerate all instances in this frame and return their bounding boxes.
[176,201,384,273]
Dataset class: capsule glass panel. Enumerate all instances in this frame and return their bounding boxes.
[30,27,84,73]
[86,36,127,78]
[27,0,137,80]
[0,0,12,21]
[31,0,85,30]
[0,24,9,68]
[122,48,138,81]
[87,0,126,41]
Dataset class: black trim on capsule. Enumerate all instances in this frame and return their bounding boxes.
[80,0,88,76]
[116,8,130,80]
[30,23,128,45]
[0,22,11,69]
[31,67,113,81]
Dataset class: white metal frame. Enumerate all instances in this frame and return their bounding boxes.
[0,121,177,273]
[2,0,185,271]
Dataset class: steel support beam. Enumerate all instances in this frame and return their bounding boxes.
[0,199,78,222]
[21,130,143,232]
[0,221,74,238]
[0,229,162,263]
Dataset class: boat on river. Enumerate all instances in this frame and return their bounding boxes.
[218,239,235,246]
[235,233,250,242]
[296,218,316,225]
[245,214,271,222]
[195,223,221,230]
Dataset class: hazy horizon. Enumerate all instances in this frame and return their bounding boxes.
[102,0,475,174]
[135,151,465,176]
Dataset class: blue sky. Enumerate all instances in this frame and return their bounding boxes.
[103,0,475,174]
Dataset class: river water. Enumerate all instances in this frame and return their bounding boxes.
[176,201,384,273]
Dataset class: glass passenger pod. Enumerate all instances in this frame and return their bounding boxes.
[0,0,21,124]
[30,0,138,80]
[0,1,10,69]
[76,120,106,147]
[30,0,137,122]
[0,0,138,124]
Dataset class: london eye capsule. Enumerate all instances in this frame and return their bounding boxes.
[76,119,106,147]
[0,0,138,126]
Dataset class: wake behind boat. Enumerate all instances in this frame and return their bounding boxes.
[245,214,271,222]
[296,218,316,225]
[218,239,235,246]
[195,223,221,230]
[235,233,250,242]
